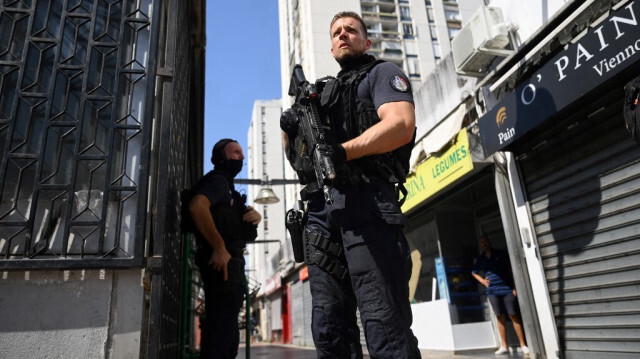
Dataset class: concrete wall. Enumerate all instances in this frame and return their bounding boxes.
[413,53,477,141]
[489,0,568,45]
[0,268,144,359]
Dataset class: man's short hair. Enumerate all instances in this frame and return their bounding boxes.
[330,11,368,39]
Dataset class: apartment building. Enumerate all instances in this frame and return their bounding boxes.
[246,99,299,343]
[278,0,484,103]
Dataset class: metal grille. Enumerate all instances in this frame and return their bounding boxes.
[144,0,202,357]
[0,0,158,268]
[516,92,640,358]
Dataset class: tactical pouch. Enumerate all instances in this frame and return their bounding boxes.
[285,208,306,263]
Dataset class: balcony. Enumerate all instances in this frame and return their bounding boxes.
[379,54,403,67]
[362,11,398,25]
[368,31,402,42]
[361,0,395,5]
[381,50,403,60]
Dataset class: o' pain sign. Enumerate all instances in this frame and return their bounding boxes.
[479,1,640,155]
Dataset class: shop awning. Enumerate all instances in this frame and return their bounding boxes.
[410,103,467,172]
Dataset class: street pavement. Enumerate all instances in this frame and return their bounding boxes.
[237,343,529,359]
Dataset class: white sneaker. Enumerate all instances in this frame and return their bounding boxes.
[522,346,530,356]
[495,346,509,355]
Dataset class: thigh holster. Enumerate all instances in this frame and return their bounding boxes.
[304,228,349,281]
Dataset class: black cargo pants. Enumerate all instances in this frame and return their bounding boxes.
[305,177,421,359]
[197,255,246,359]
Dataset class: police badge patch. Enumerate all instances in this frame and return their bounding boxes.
[390,75,409,92]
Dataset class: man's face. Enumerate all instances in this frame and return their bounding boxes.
[479,237,491,252]
[330,17,371,66]
[224,142,244,161]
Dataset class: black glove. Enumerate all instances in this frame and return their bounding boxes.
[317,143,346,165]
[280,108,299,135]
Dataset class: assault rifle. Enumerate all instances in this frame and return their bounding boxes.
[286,64,337,204]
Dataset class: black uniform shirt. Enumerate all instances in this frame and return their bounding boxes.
[357,61,414,109]
[192,169,234,210]
[191,169,237,256]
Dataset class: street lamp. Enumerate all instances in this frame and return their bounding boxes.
[234,178,299,204]
[253,187,279,204]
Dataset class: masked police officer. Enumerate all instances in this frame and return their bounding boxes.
[283,11,421,359]
[188,139,261,359]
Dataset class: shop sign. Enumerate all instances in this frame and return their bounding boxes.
[264,272,281,295]
[479,1,640,156]
[401,129,473,212]
[299,266,309,281]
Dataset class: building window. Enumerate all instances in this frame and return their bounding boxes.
[432,42,441,59]
[402,24,414,37]
[445,10,461,22]
[430,24,438,40]
[407,57,420,76]
[427,8,435,23]
[400,6,411,20]
[362,5,376,13]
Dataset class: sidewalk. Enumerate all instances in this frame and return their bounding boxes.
[419,348,527,358]
[239,342,529,359]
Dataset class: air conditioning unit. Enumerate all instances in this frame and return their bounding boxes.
[451,6,513,77]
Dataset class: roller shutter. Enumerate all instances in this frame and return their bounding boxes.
[303,279,314,346]
[271,293,282,331]
[516,94,640,359]
[291,280,304,345]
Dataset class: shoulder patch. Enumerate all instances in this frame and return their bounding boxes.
[390,75,409,92]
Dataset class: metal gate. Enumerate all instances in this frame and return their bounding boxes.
[291,280,304,345]
[515,92,640,358]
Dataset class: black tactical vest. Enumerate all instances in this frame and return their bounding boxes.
[189,175,257,259]
[318,57,415,184]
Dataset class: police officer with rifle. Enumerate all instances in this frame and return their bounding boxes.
[281,11,420,359]
[187,139,261,359]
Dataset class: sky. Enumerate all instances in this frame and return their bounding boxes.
[204,1,282,176]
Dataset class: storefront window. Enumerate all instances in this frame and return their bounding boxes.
[406,171,502,324]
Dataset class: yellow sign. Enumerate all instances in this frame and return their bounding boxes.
[401,129,474,212]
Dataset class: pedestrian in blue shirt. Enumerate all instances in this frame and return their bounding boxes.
[472,235,529,356]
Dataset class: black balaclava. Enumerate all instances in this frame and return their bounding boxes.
[211,139,243,178]
[218,158,243,178]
